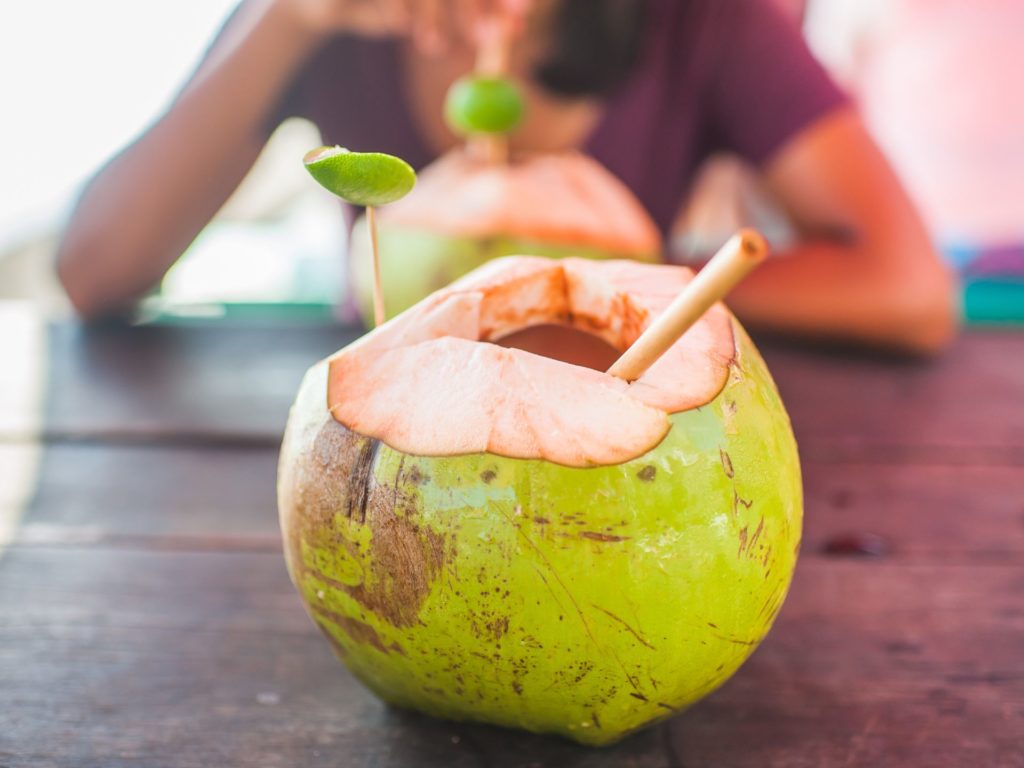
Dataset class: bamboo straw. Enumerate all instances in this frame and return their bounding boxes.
[607,229,769,382]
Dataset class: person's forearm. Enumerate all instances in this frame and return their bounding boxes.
[58,0,325,317]
[726,237,959,354]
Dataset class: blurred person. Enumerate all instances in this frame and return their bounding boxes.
[806,0,1024,278]
[56,0,956,353]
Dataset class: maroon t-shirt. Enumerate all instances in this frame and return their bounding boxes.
[275,0,846,237]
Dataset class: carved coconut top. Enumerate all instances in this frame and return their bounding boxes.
[326,257,736,467]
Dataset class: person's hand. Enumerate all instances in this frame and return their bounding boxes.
[276,0,530,53]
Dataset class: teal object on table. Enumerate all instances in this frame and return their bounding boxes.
[964,280,1024,325]
[946,243,1024,325]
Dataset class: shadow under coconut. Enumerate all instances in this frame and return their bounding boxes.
[382,705,672,768]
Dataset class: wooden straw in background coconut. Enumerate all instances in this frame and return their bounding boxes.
[469,16,513,164]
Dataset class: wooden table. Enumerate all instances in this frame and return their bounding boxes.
[1,309,1022,767]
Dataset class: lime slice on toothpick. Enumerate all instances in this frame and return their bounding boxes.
[445,76,525,136]
[303,147,416,207]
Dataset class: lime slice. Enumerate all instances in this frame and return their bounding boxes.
[444,76,525,136]
[303,147,416,207]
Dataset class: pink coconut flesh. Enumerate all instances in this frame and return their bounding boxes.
[378,151,662,256]
[327,257,736,467]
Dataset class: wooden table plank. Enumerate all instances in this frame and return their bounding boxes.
[2,307,1023,766]
[800,460,1024,561]
[0,318,358,443]
[4,443,1023,562]
[0,547,668,768]
[1,311,1021,459]
[767,331,1024,461]
[6,443,281,549]
[1,546,1021,768]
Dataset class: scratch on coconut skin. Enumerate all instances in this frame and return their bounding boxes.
[505,508,653,698]
[500,507,597,647]
[507,507,651,700]
[733,490,753,513]
[719,449,735,479]
[703,617,764,648]
[592,605,657,651]
[749,517,766,552]
[711,633,762,647]
[579,531,630,543]
[392,454,407,501]
[347,438,380,524]
[737,516,766,560]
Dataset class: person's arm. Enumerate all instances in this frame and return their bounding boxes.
[694,0,956,354]
[57,0,326,318]
[57,0,522,318]
[727,107,958,354]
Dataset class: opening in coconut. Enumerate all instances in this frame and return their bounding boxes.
[493,324,622,372]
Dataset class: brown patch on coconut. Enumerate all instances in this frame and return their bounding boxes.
[405,464,429,486]
[313,605,392,655]
[636,465,657,483]
[310,420,378,525]
[341,480,446,628]
[280,415,377,568]
[280,377,446,629]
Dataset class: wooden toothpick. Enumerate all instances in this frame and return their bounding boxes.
[302,146,415,328]
[607,229,769,382]
[476,26,510,76]
[365,205,385,327]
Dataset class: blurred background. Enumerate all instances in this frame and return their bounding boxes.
[0,0,346,321]
[1,0,1022,322]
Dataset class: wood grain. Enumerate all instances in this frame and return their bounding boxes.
[4,444,1023,562]
[0,312,1020,460]
[2,311,1023,767]
[762,331,1024,462]
[6,442,281,549]
[0,548,1020,767]
[0,319,358,443]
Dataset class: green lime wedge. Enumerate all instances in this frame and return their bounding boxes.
[444,76,525,136]
[303,147,416,207]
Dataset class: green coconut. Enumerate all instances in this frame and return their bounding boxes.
[278,257,802,746]
[348,151,663,324]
